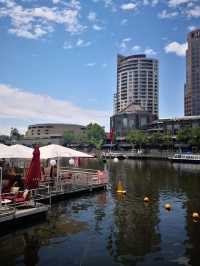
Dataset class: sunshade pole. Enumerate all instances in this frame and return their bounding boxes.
[0,167,2,207]
[56,156,60,191]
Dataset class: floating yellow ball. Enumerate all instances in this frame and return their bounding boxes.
[192,212,200,219]
[164,203,172,211]
[116,181,126,194]
[144,197,150,203]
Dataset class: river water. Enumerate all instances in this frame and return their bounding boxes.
[0,159,200,266]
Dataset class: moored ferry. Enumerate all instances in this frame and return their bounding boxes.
[169,153,200,163]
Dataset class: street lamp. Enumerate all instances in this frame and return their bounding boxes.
[50,159,56,166]
[69,158,75,166]
[113,157,119,163]
[0,167,2,207]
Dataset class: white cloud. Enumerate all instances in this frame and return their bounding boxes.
[120,38,131,49]
[88,11,97,22]
[158,9,178,19]
[132,45,141,52]
[63,41,73,49]
[143,0,159,6]
[101,63,108,68]
[92,24,103,31]
[121,3,137,11]
[76,38,91,47]
[187,25,196,31]
[63,38,91,49]
[0,0,85,39]
[121,19,128,25]
[187,6,200,17]
[152,0,159,6]
[0,84,109,131]
[52,0,60,4]
[92,0,116,11]
[85,63,96,67]
[143,0,149,5]
[168,0,191,7]
[164,41,187,56]
[144,48,157,56]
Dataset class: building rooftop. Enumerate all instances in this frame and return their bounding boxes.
[153,116,200,123]
[28,123,85,128]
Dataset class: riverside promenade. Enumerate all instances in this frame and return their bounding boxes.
[101,150,174,160]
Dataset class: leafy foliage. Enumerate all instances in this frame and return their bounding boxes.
[127,130,148,147]
[64,123,106,149]
[85,123,106,149]
[177,127,200,147]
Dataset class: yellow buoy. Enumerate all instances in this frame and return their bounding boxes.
[164,203,172,211]
[116,181,126,194]
[192,212,200,220]
[144,197,150,203]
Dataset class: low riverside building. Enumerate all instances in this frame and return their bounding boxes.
[19,123,86,146]
[148,116,200,135]
[110,108,200,142]
[110,103,155,141]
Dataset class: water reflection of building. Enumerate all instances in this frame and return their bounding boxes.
[172,162,200,174]
[180,174,200,266]
[106,161,161,264]
[23,233,40,266]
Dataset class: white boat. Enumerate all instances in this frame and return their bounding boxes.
[169,153,200,163]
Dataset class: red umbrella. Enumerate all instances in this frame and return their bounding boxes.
[25,146,41,189]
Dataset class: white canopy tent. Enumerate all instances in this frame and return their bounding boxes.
[39,144,93,189]
[0,144,9,158]
[0,144,33,205]
[0,144,33,159]
[39,144,93,159]
[0,143,8,149]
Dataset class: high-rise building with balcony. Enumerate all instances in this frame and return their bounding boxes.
[114,54,159,118]
[185,29,200,116]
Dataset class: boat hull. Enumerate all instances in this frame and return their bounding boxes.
[169,158,200,164]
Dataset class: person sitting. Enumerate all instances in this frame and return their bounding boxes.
[10,181,20,194]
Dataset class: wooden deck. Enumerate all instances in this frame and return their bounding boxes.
[0,203,49,234]
[0,167,108,234]
[36,183,107,204]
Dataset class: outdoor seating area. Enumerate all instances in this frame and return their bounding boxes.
[0,144,108,229]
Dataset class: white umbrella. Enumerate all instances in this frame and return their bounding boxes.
[0,143,8,149]
[2,144,33,159]
[39,144,93,190]
[40,144,93,159]
[0,143,10,158]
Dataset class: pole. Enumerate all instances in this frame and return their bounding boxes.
[56,157,60,192]
[0,167,2,208]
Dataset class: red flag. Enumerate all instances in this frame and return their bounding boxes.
[109,128,114,144]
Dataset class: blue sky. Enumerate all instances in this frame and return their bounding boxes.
[0,0,199,134]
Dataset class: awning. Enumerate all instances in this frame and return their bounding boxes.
[101,144,117,148]
[0,144,33,159]
[39,144,93,159]
[118,144,132,148]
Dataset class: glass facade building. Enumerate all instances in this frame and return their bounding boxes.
[185,29,200,116]
[114,54,159,118]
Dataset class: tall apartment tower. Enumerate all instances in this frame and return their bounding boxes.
[114,54,159,118]
[185,29,200,116]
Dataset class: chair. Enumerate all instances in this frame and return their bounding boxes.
[14,189,30,203]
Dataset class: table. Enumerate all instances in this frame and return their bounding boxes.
[1,199,12,205]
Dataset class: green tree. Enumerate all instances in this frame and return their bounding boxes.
[85,123,106,149]
[10,128,23,141]
[189,127,200,147]
[148,132,163,146]
[63,130,76,144]
[176,127,191,144]
[127,130,148,148]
